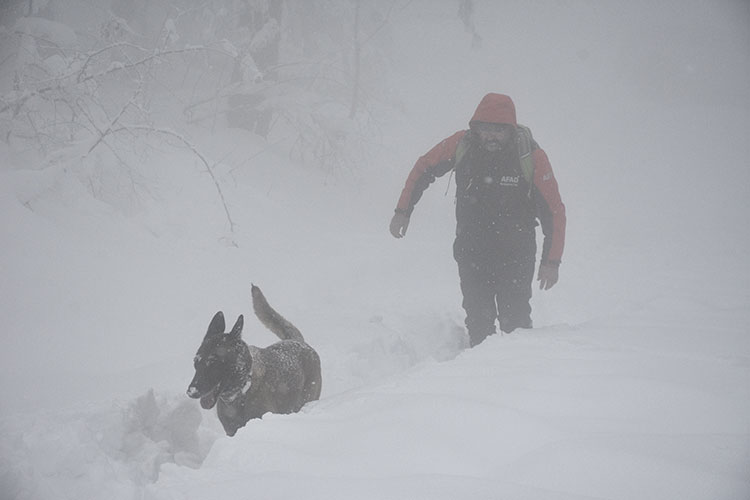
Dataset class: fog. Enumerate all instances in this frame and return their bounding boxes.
[1,1,748,499]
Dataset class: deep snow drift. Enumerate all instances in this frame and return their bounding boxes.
[1,1,749,500]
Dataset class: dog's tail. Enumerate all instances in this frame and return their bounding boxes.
[251,284,305,343]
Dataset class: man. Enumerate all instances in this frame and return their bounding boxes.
[389,93,566,347]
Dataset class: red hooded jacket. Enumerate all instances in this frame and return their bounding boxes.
[394,93,566,264]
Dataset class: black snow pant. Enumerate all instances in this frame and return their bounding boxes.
[454,224,536,347]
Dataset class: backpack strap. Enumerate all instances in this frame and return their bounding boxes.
[515,124,535,188]
[515,124,534,156]
[454,133,471,167]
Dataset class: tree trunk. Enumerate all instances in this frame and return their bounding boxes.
[227,0,283,137]
[349,0,361,119]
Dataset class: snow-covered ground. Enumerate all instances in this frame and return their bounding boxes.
[1,1,749,499]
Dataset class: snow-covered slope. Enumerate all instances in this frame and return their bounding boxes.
[1,1,749,499]
[2,112,748,498]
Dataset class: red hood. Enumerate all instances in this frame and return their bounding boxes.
[469,93,517,126]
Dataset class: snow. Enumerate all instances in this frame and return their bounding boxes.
[1,1,749,500]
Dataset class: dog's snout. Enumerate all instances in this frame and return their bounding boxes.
[186,386,200,398]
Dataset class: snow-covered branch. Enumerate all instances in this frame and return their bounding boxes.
[0,43,234,116]
[108,124,237,239]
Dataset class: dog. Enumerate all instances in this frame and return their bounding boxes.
[187,284,322,436]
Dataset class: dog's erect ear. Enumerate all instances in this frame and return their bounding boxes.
[229,315,244,339]
[206,311,225,336]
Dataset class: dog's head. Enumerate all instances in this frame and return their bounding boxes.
[187,311,250,409]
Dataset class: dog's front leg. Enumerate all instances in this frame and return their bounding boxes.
[217,401,245,436]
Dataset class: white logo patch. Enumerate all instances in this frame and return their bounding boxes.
[499,175,519,186]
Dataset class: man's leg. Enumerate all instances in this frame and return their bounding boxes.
[457,259,498,347]
[496,257,534,333]
[496,231,536,333]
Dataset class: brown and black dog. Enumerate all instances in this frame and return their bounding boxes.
[187,285,321,436]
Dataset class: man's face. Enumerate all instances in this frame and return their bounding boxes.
[475,123,513,152]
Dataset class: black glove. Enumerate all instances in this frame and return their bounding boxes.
[537,261,559,290]
[389,212,410,238]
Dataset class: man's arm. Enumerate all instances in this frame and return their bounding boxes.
[394,131,466,217]
[532,148,566,289]
[532,147,566,263]
[390,131,465,239]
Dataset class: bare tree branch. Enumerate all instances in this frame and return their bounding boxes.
[0,45,234,115]
[86,90,140,155]
[108,124,237,239]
